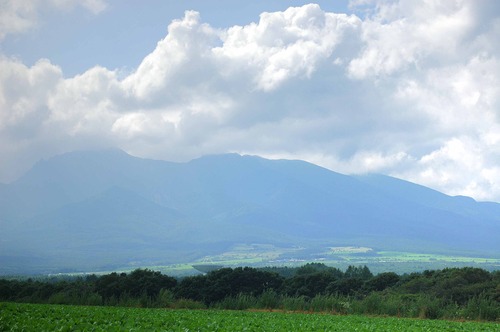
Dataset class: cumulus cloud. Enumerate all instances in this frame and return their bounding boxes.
[398,135,500,201]
[214,4,361,91]
[347,0,475,79]
[0,57,60,134]
[123,11,220,102]
[0,1,499,202]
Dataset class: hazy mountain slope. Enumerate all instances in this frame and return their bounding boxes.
[180,155,499,251]
[4,149,176,220]
[354,174,500,248]
[1,149,499,274]
[355,174,480,215]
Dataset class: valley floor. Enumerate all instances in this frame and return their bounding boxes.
[139,245,500,278]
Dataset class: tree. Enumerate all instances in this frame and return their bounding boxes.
[345,265,373,280]
[327,278,364,296]
[284,271,340,297]
[125,269,177,297]
[365,272,400,291]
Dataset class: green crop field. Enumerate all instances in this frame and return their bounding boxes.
[1,302,498,331]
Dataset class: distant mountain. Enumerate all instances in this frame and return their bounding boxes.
[0,149,499,274]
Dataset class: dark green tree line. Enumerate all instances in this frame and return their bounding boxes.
[0,265,498,320]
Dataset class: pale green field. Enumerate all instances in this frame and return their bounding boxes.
[149,245,500,276]
[49,244,500,278]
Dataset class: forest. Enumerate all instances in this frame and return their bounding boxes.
[1,264,498,321]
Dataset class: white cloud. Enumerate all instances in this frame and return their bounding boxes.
[123,11,221,102]
[111,112,175,141]
[398,135,500,201]
[215,4,361,91]
[50,0,107,15]
[348,0,475,79]
[0,1,499,202]
[0,1,38,39]
[0,0,107,40]
[0,57,62,135]
[47,66,120,129]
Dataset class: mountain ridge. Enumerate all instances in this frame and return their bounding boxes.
[0,149,499,274]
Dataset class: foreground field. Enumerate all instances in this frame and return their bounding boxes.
[1,302,498,332]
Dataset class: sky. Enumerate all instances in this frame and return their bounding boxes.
[0,0,499,203]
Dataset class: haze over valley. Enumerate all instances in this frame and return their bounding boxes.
[1,149,498,274]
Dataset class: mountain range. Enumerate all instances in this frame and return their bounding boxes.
[1,149,499,274]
